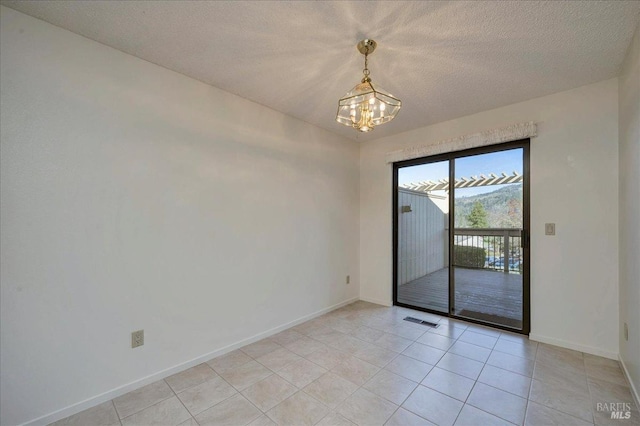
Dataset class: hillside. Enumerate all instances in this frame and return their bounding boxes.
[454,184,523,228]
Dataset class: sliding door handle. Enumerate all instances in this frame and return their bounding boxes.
[521,229,529,248]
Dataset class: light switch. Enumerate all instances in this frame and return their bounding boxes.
[545,223,556,236]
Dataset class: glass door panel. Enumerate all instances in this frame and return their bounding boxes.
[396,161,450,313]
[452,149,524,330]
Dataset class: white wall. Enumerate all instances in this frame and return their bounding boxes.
[397,190,447,284]
[618,25,640,400]
[360,78,620,358]
[0,7,359,426]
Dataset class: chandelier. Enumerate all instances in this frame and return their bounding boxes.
[336,39,401,132]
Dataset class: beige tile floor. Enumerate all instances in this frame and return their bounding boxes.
[52,301,639,426]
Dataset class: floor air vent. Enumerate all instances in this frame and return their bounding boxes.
[404,317,439,328]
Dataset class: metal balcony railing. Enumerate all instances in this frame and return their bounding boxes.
[453,228,523,274]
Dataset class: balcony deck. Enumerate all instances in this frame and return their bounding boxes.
[397,267,523,329]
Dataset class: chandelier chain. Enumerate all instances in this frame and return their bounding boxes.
[363,52,370,78]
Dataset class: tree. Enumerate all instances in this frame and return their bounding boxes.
[467,201,489,228]
[507,198,523,228]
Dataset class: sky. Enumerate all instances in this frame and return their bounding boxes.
[398,148,523,197]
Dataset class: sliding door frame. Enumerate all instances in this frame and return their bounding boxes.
[392,139,530,335]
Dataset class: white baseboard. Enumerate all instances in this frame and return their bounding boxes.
[529,333,618,360]
[23,297,359,426]
[359,296,392,307]
[619,355,640,410]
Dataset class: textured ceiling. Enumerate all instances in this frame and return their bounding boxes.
[2,1,639,141]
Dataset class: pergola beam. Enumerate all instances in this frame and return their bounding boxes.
[400,171,522,193]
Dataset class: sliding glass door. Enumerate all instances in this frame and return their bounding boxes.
[396,160,450,313]
[452,149,527,330]
[393,140,530,333]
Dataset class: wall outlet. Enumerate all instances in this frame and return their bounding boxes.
[624,322,629,341]
[346,275,350,284]
[131,330,144,348]
[545,223,556,235]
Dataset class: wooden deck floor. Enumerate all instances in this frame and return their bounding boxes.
[397,267,523,329]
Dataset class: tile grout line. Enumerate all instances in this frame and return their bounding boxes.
[110,400,123,426]
[531,362,601,424]
[196,362,260,422]
[116,386,176,423]
[524,361,536,425]
[530,347,597,425]
[452,378,480,426]
[462,381,522,425]
[239,378,273,425]
[386,383,420,425]
[455,357,521,425]
[584,356,598,425]
[522,369,532,426]
[164,377,199,426]
[116,382,182,425]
